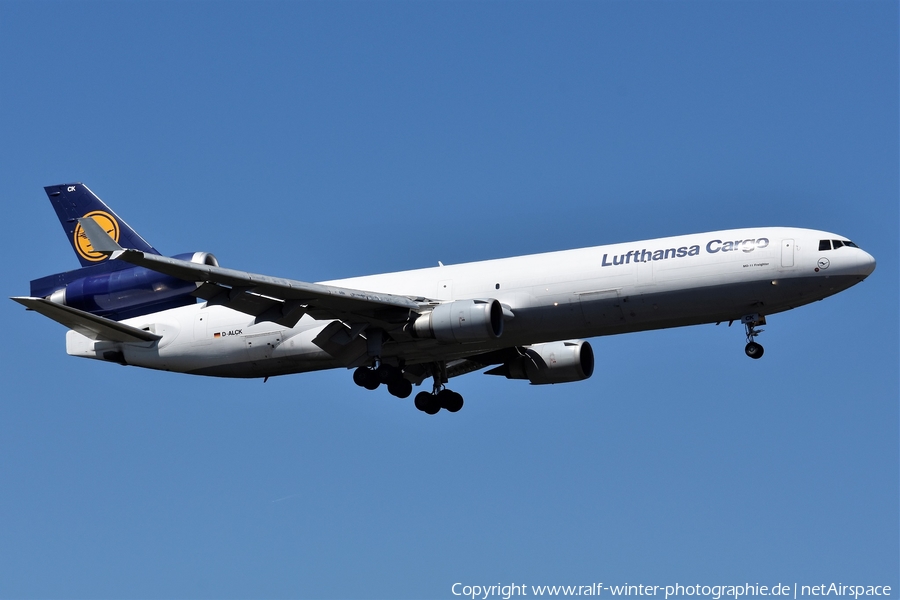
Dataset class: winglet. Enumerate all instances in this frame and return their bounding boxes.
[78,217,125,255]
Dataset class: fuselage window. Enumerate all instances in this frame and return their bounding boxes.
[832,240,844,249]
[819,240,832,251]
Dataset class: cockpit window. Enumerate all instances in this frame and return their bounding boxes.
[819,239,860,251]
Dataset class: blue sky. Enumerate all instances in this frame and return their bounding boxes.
[1,2,897,598]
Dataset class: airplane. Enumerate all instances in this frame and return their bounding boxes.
[13,183,876,415]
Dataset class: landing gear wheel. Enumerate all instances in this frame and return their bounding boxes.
[353,367,380,390]
[388,379,413,399]
[741,315,766,360]
[414,391,440,415]
[440,390,464,413]
[745,341,764,359]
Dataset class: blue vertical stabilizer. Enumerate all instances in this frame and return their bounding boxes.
[44,183,160,267]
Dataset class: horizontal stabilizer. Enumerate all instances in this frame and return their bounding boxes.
[11,296,161,343]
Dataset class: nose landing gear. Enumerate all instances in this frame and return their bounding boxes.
[742,314,766,359]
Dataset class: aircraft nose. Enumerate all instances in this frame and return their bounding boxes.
[857,250,876,278]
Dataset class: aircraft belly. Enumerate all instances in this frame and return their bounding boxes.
[186,355,343,378]
[588,273,863,335]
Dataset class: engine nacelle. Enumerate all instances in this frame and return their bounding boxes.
[412,299,504,343]
[36,252,219,321]
[497,340,594,385]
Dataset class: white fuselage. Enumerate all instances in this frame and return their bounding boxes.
[65,227,875,378]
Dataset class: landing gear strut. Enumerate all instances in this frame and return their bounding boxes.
[412,363,464,415]
[742,314,765,359]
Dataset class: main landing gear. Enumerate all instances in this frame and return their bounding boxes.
[413,364,464,415]
[353,364,413,398]
[352,362,466,414]
[414,388,464,415]
[742,314,765,359]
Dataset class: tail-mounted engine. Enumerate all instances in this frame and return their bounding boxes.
[410,299,504,343]
[486,339,594,384]
[31,252,219,321]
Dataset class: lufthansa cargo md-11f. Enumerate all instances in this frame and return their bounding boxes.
[13,184,876,414]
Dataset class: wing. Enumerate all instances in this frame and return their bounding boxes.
[77,216,426,330]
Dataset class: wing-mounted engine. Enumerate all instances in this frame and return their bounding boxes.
[486,339,594,384]
[410,299,504,343]
[31,252,219,321]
